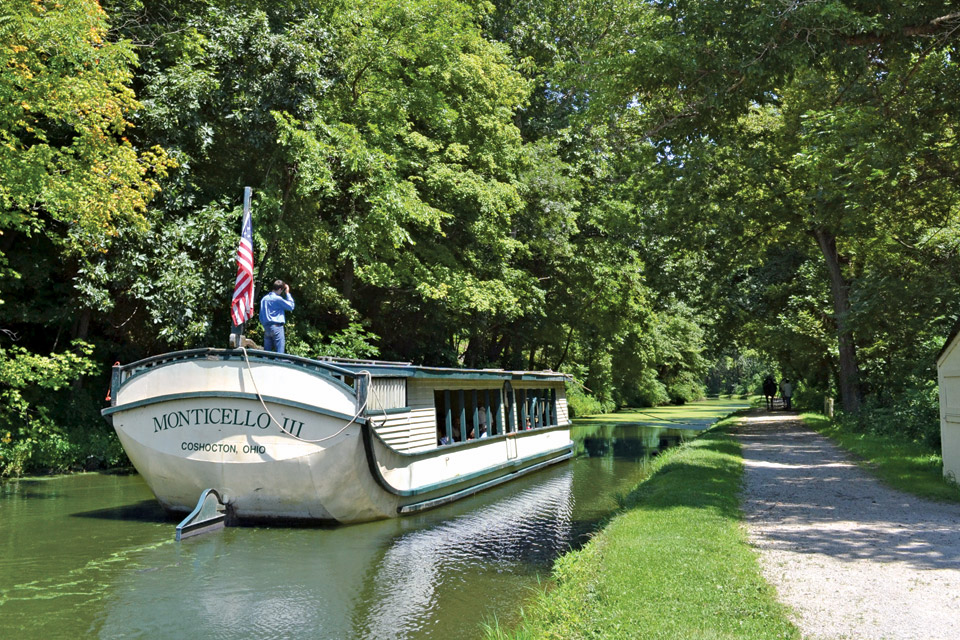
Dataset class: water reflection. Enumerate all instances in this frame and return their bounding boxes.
[576,422,692,459]
[358,472,574,639]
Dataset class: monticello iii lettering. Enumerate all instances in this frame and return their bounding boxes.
[152,407,272,433]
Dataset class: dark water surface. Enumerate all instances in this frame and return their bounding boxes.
[0,399,746,639]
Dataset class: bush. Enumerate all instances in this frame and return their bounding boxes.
[792,385,826,413]
[666,372,705,405]
[56,390,130,471]
[566,385,616,417]
[618,368,670,407]
[0,342,98,476]
[833,378,941,450]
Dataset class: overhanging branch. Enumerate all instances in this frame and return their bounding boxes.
[844,12,960,45]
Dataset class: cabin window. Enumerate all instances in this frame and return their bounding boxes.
[433,385,560,446]
[434,388,503,445]
[368,378,407,411]
[514,388,558,430]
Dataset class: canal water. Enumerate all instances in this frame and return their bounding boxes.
[0,399,746,639]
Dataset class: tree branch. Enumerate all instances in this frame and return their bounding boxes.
[844,12,960,45]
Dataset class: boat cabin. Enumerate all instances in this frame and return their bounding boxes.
[342,361,570,453]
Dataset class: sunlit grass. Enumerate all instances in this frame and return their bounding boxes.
[574,398,752,429]
[802,413,960,503]
[485,414,798,640]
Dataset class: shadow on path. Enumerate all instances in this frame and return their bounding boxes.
[734,411,960,640]
[734,412,960,571]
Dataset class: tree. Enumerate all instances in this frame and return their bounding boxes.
[579,1,960,412]
[0,0,170,473]
[0,0,170,257]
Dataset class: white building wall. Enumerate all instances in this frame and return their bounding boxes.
[938,335,960,482]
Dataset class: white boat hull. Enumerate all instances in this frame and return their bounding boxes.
[103,350,574,524]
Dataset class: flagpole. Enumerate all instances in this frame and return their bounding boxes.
[241,185,253,340]
[229,187,254,349]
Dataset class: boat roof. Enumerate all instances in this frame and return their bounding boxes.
[119,348,572,382]
[335,361,571,382]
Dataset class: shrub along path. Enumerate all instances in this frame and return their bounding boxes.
[735,412,960,640]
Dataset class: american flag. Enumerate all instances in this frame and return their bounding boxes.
[230,188,254,326]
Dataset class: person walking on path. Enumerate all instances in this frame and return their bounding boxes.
[778,378,793,410]
[735,412,960,640]
[762,375,777,410]
[259,279,294,353]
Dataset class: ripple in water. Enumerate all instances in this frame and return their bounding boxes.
[361,471,576,639]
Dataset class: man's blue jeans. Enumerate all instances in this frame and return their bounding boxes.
[263,323,285,354]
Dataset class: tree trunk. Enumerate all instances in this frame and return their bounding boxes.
[71,308,92,391]
[486,332,508,364]
[73,308,91,341]
[497,333,513,368]
[462,329,483,368]
[552,325,575,371]
[342,261,354,301]
[812,228,861,412]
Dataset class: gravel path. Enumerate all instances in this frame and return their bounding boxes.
[734,412,960,640]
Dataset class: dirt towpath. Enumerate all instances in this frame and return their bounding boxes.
[734,412,960,640]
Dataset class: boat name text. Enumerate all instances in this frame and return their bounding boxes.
[152,408,306,437]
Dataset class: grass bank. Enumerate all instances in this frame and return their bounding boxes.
[802,413,960,503]
[484,416,798,640]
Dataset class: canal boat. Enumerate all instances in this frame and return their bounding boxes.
[101,348,574,524]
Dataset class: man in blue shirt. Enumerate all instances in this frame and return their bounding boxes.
[259,279,295,353]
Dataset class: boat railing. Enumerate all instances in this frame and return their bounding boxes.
[311,355,412,367]
[117,348,363,384]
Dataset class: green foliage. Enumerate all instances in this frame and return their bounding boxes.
[287,322,381,360]
[790,384,822,414]
[579,0,960,419]
[0,0,174,475]
[833,380,942,450]
[95,0,684,415]
[643,303,708,405]
[109,199,240,347]
[621,368,669,408]
[664,371,705,405]
[705,350,773,397]
[565,383,614,418]
[0,0,173,253]
[0,342,97,476]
